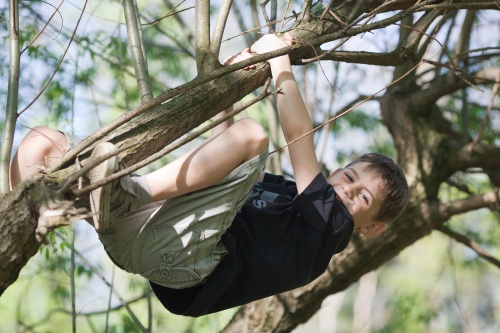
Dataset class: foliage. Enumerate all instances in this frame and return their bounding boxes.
[378,289,437,333]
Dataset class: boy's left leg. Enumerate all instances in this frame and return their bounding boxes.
[10,126,70,190]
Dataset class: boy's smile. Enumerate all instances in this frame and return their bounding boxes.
[327,162,386,236]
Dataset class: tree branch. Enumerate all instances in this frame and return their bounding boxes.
[122,0,153,103]
[436,225,500,269]
[437,188,500,220]
[209,0,233,72]
[19,0,89,115]
[0,0,20,194]
[74,78,274,196]
[47,50,275,173]
[195,0,210,74]
[410,67,500,108]
[74,248,149,332]
[453,142,500,171]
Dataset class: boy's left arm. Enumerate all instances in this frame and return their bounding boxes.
[252,34,321,193]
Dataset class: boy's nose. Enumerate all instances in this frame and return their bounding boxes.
[343,186,353,199]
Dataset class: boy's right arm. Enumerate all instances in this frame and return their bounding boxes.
[251,34,321,193]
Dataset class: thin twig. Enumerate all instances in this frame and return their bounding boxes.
[20,0,65,55]
[319,0,334,20]
[74,249,149,332]
[277,0,292,34]
[70,226,76,333]
[141,5,194,27]
[19,0,90,114]
[470,72,500,150]
[437,225,500,269]
[269,59,424,154]
[260,0,276,33]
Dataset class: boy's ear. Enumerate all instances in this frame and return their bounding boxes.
[360,221,386,236]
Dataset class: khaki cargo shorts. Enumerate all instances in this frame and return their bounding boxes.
[98,148,268,289]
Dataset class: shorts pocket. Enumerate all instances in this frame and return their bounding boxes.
[137,225,204,288]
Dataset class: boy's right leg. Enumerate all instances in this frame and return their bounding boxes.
[89,142,118,231]
[144,118,269,201]
[89,118,268,229]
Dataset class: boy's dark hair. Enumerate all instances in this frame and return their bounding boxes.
[345,153,409,224]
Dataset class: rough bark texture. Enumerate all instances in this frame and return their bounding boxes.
[0,177,69,293]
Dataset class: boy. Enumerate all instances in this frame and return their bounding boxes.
[10,34,408,317]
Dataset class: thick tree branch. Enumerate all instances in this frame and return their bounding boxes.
[437,188,500,220]
[402,9,442,51]
[410,67,500,108]
[48,53,275,172]
[452,142,500,171]
[74,79,274,196]
[295,1,441,65]
[365,0,498,13]
[451,10,475,68]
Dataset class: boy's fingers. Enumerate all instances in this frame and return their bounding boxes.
[223,50,256,70]
[282,32,294,46]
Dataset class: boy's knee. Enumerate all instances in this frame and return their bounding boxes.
[234,119,269,153]
[24,127,62,145]
[19,127,67,159]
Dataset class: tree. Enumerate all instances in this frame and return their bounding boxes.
[1,0,499,332]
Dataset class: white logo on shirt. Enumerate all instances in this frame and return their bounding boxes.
[249,187,279,209]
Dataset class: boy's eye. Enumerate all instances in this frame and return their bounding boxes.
[345,173,353,182]
[360,193,369,204]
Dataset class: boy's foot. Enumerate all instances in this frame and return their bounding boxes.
[89,142,118,232]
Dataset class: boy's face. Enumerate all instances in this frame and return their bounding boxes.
[327,162,386,236]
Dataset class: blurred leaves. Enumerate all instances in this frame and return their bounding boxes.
[379,289,438,333]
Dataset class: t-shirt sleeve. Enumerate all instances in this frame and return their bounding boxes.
[292,173,354,244]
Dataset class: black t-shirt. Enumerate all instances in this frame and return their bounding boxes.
[150,172,354,317]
